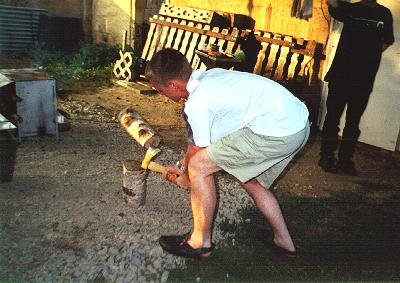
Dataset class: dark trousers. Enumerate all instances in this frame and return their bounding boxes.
[321,83,370,161]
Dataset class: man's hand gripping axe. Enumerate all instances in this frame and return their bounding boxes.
[140,147,177,182]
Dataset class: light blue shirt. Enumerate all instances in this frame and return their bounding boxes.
[184,68,309,147]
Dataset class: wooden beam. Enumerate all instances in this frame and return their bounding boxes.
[149,18,297,48]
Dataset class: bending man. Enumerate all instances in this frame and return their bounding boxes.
[145,48,310,258]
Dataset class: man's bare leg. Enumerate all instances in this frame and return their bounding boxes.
[186,149,221,252]
[242,179,295,252]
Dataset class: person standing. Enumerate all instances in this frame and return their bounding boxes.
[319,0,394,175]
[145,48,310,258]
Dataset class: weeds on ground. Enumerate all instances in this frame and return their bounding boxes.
[28,43,119,89]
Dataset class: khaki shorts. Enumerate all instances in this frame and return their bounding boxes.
[207,123,310,188]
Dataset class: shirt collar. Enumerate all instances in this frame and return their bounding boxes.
[186,70,204,93]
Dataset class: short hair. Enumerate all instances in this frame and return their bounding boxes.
[145,48,193,85]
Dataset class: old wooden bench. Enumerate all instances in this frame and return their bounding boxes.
[139,4,321,84]
[114,4,323,124]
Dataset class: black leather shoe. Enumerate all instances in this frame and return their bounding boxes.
[318,155,338,173]
[159,234,213,258]
[337,159,357,176]
[268,241,297,258]
[158,232,190,247]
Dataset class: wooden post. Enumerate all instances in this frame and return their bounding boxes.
[122,160,147,207]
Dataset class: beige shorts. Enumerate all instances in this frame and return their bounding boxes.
[207,123,310,188]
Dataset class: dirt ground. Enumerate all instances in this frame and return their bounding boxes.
[60,82,400,198]
[1,81,400,282]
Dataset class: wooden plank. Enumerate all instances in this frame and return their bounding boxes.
[273,35,292,81]
[290,40,317,56]
[172,19,186,50]
[264,34,283,78]
[156,17,172,52]
[293,38,309,79]
[141,15,158,60]
[218,28,229,54]
[179,21,195,55]
[192,24,210,70]
[253,31,269,75]
[225,28,239,55]
[287,38,301,80]
[149,18,234,42]
[299,54,314,84]
[149,18,297,49]
[115,80,157,95]
[208,26,221,46]
[147,15,164,60]
[187,23,203,65]
[164,18,179,48]
[158,3,230,28]
[158,3,213,23]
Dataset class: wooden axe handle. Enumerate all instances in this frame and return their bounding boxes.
[147,161,177,182]
[147,161,166,173]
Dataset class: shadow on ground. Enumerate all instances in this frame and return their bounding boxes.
[168,189,400,282]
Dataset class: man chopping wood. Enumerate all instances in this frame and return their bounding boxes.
[319,0,394,175]
[145,48,310,258]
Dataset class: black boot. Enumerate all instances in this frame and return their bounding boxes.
[318,155,338,173]
[337,159,357,176]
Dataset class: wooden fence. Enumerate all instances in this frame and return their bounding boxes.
[116,4,323,86]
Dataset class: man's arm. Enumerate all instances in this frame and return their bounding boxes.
[382,8,395,52]
[327,0,352,22]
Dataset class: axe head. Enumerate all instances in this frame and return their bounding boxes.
[141,146,161,170]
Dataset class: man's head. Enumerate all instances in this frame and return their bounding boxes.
[145,48,193,102]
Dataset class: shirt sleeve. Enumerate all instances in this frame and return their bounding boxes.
[328,0,353,22]
[382,8,395,45]
[184,101,212,147]
[182,110,195,145]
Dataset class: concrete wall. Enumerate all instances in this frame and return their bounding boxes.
[168,0,330,44]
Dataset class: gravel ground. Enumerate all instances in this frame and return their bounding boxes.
[0,105,253,282]
[1,95,399,282]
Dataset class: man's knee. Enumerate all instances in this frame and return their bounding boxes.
[242,179,263,196]
[188,150,219,179]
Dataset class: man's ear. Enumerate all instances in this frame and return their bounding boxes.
[169,79,186,91]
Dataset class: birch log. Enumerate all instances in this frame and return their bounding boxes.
[122,160,147,207]
[118,107,161,149]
